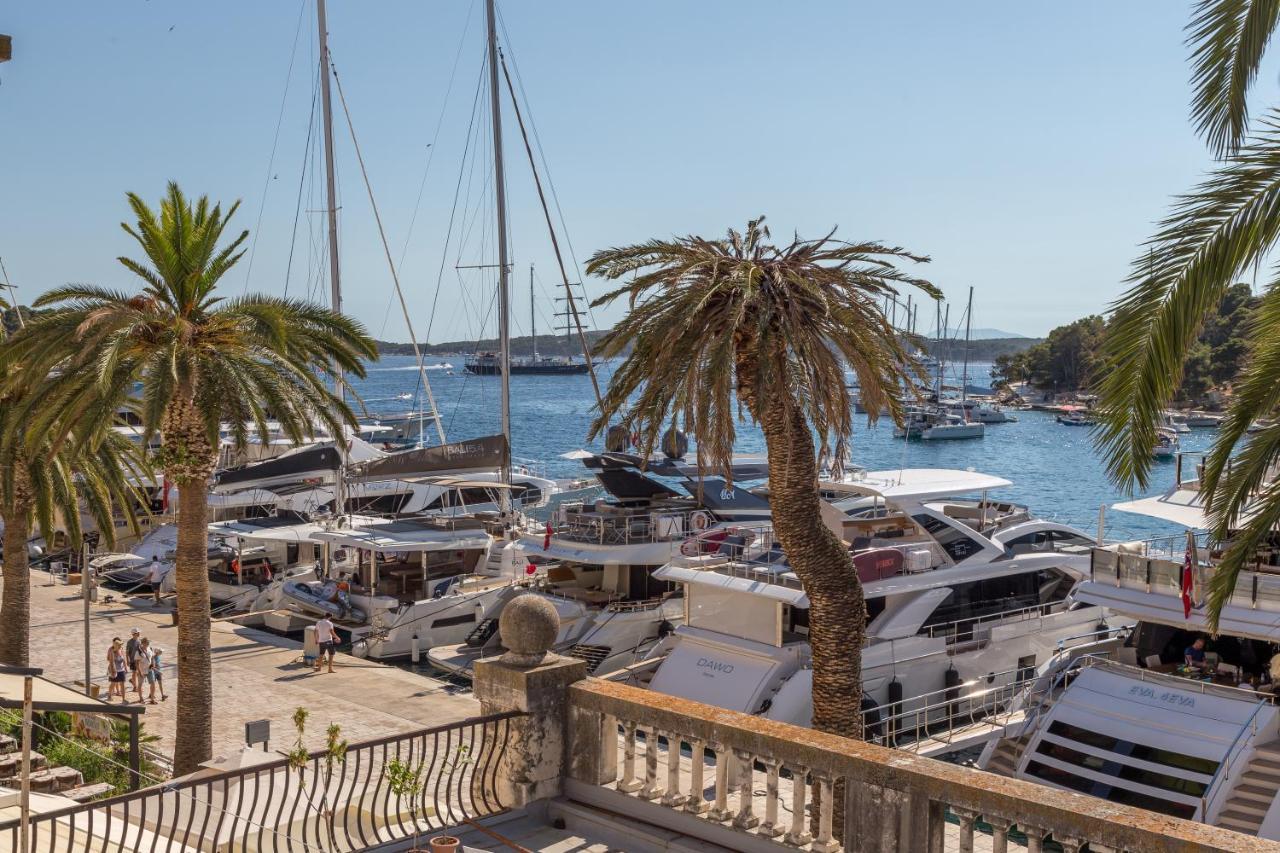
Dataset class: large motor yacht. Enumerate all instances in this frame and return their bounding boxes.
[976,458,1280,838]
[613,468,1105,751]
[425,450,771,678]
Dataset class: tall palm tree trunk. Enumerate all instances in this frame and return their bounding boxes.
[165,394,217,776]
[760,403,866,735]
[0,502,32,667]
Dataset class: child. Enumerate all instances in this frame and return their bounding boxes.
[148,646,168,703]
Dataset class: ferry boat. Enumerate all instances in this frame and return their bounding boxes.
[977,463,1280,838]
[614,468,1106,750]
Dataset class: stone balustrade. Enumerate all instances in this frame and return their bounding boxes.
[561,678,1272,853]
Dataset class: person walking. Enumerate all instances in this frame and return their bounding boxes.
[147,645,168,703]
[125,628,142,697]
[133,638,153,703]
[148,558,165,606]
[106,638,128,702]
[314,615,338,674]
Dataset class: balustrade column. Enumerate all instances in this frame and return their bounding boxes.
[1022,824,1046,853]
[731,748,759,829]
[785,765,812,847]
[618,721,641,792]
[987,816,1012,853]
[684,738,707,814]
[661,732,685,807]
[708,743,732,821]
[1056,836,1086,853]
[639,727,663,800]
[811,773,839,853]
[758,757,783,837]
[953,807,977,853]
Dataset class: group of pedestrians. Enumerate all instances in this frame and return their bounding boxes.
[105,627,168,704]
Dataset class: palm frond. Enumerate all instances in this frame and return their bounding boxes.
[1188,0,1280,157]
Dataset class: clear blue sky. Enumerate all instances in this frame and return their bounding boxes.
[1,1,1271,339]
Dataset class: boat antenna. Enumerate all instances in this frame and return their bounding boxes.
[530,264,536,360]
[485,0,513,517]
[498,49,605,413]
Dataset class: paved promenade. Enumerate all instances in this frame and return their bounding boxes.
[21,567,480,761]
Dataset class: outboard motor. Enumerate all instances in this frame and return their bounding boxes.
[604,424,631,453]
[661,427,689,460]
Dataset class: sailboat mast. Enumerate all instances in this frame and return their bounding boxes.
[316,0,342,401]
[485,0,513,510]
[961,286,973,410]
[530,264,536,360]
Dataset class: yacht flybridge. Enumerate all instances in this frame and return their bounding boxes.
[977,459,1280,839]
[615,468,1105,749]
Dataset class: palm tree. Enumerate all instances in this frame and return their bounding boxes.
[1095,1,1280,628]
[6,183,377,774]
[0,393,148,667]
[586,217,937,740]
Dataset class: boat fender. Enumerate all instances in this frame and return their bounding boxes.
[657,619,674,639]
[944,667,962,719]
[351,640,369,659]
[690,511,712,533]
[887,678,903,707]
[860,695,883,742]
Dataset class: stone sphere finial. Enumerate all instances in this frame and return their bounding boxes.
[498,593,559,667]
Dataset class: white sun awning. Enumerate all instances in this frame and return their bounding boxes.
[311,519,491,553]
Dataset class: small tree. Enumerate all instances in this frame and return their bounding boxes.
[285,707,348,847]
[385,758,426,850]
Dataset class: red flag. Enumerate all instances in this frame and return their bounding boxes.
[543,521,553,551]
[161,476,170,513]
[1181,532,1196,619]
[525,562,538,576]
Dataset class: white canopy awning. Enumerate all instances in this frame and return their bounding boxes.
[207,517,329,543]
[654,564,808,606]
[827,468,1012,501]
[1112,488,1209,529]
[311,519,491,553]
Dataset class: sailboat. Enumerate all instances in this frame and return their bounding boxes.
[895,289,985,440]
[464,265,589,375]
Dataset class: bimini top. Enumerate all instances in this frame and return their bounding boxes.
[828,468,1012,502]
[311,518,491,553]
[1112,487,1208,529]
[208,513,330,543]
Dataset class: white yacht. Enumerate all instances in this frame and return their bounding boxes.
[426,450,770,677]
[977,464,1280,839]
[1153,427,1180,460]
[894,407,986,440]
[620,468,1104,748]
[943,397,1017,424]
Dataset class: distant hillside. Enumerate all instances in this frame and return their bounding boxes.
[944,327,1029,340]
[920,336,1041,361]
[376,330,613,358]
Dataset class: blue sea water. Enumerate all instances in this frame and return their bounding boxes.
[350,354,1205,543]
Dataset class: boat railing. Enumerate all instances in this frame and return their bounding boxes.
[1200,694,1270,823]
[1091,535,1280,612]
[921,600,1061,641]
[540,504,710,546]
[863,665,1036,753]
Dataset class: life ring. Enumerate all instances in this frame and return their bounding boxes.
[690,511,712,532]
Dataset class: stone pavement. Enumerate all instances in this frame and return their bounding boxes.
[20,567,480,761]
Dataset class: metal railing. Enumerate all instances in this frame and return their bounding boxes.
[0,712,521,852]
[863,666,1035,753]
[1201,695,1270,823]
[541,504,712,546]
[921,600,1060,641]
[1092,537,1280,612]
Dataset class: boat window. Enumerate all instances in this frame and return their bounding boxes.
[346,493,412,515]
[430,612,478,629]
[1035,740,1209,797]
[1046,722,1219,775]
[1004,530,1095,555]
[920,574,1042,631]
[910,514,984,563]
[422,485,532,511]
[1024,760,1196,819]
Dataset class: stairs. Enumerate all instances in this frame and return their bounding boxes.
[1216,745,1280,836]
[983,736,1026,777]
[567,643,611,674]
[464,617,500,648]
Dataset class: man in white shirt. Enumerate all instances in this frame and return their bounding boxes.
[314,615,338,673]
[148,559,165,605]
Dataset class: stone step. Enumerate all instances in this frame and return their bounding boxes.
[61,782,115,803]
[0,751,46,776]
[0,735,16,755]
[28,766,83,793]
